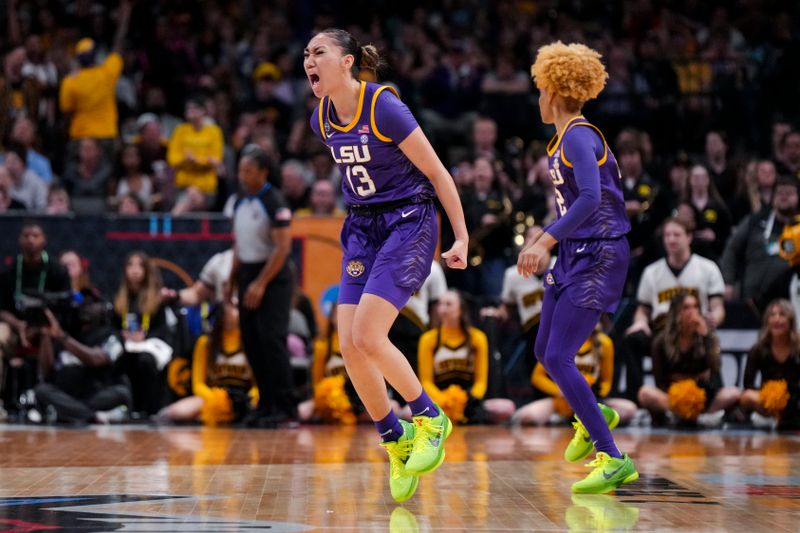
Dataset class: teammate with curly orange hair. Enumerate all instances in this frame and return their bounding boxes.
[517,42,638,493]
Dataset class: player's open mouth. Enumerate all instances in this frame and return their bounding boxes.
[308,73,320,89]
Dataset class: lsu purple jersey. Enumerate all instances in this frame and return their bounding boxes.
[546,116,630,239]
[310,81,435,206]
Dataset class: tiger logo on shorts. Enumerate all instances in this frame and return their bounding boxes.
[346,260,365,277]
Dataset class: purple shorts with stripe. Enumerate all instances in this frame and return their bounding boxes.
[546,236,629,313]
[339,201,438,310]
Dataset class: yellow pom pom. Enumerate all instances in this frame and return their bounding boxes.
[438,385,469,423]
[760,379,790,417]
[314,375,356,424]
[553,396,574,419]
[200,387,233,426]
[668,379,707,421]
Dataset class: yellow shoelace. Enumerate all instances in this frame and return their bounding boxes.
[570,420,589,443]
[413,418,443,451]
[382,440,413,479]
[585,452,612,471]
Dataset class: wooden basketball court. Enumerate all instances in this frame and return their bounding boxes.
[1,424,798,531]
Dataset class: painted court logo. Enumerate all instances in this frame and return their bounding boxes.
[346,260,365,277]
[0,495,314,532]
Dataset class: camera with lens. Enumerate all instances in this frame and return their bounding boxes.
[15,291,72,327]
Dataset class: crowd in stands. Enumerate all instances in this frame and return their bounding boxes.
[1,0,800,429]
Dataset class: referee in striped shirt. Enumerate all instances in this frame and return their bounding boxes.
[227,147,296,427]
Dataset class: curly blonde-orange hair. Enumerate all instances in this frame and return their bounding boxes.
[531,41,608,103]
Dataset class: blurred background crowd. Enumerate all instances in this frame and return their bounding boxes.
[2,0,800,430]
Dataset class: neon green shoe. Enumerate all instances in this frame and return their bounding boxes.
[571,452,638,494]
[404,404,452,475]
[380,420,419,502]
[564,403,620,463]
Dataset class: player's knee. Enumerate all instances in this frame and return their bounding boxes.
[338,333,359,357]
[351,332,382,356]
[541,351,569,374]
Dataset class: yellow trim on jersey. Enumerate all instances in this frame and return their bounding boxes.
[318,100,327,140]
[561,121,610,169]
[327,80,366,132]
[546,134,559,156]
[370,85,400,142]
[546,115,585,156]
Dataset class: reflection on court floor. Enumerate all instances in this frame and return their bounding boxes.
[0,424,798,531]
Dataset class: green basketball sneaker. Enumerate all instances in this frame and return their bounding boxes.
[571,452,638,494]
[564,403,620,463]
[404,404,452,475]
[380,420,419,502]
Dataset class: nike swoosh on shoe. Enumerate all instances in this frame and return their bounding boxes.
[602,465,625,480]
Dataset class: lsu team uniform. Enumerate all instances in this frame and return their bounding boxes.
[310,81,437,310]
[545,116,631,312]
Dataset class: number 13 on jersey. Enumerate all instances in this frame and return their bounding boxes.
[331,145,377,197]
[346,165,376,197]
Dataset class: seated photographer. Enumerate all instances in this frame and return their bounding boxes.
[0,222,70,413]
[157,301,256,425]
[34,305,131,425]
[113,251,176,416]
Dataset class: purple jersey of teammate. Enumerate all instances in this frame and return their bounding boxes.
[545,116,630,240]
[310,81,435,206]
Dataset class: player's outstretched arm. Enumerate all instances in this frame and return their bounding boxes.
[398,127,469,270]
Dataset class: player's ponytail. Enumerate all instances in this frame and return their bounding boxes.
[319,28,384,79]
[358,44,383,77]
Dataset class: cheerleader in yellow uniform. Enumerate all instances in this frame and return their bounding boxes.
[158,301,257,424]
[417,290,515,424]
[512,327,637,425]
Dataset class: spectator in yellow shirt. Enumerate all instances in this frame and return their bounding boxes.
[58,0,132,142]
[168,98,224,212]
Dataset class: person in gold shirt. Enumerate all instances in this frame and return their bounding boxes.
[512,326,637,425]
[167,98,224,211]
[418,290,515,424]
[158,301,257,424]
[58,0,132,142]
